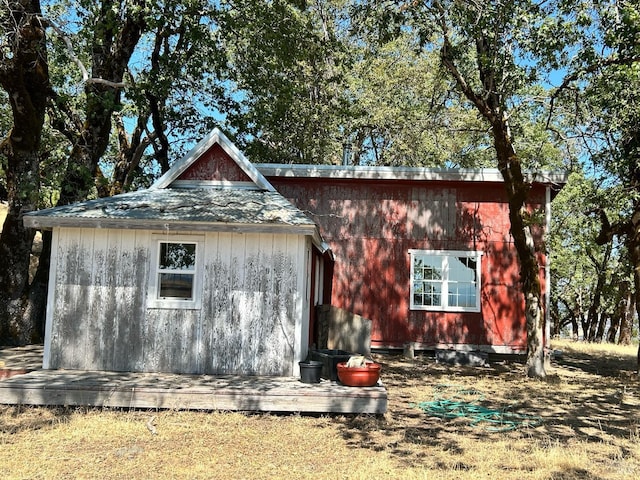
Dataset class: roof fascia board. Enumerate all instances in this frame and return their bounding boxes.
[151,128,276,192]
[23,216,317,236]
[256,164,568,185]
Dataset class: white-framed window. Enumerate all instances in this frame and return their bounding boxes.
[409,249,483,312]
[148,235,204,309]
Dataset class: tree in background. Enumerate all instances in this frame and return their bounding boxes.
[105,0,227,194]
[0,0,50,344]
[550,173,601,339]
[217,0,349,164]
[549,170,635,343]
[573,1,640,364]
[343,32,492,167]
[219,0,506,167]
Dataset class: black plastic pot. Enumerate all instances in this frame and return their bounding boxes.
[298,360,323,384]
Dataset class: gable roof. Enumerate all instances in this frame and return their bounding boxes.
[152,128,275,192]
[23,129,324,247]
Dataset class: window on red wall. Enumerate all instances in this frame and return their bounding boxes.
[409,250,483,313]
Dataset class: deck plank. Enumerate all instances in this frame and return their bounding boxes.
[0,370,387,414]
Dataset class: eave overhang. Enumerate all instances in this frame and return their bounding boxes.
[256,164,568,187]
[23,187,321,243]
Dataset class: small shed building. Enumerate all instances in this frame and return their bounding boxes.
[24,129,326,376]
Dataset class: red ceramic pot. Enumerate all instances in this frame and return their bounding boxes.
[336,362,381,387]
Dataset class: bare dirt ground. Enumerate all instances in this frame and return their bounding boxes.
[1,340,639,479]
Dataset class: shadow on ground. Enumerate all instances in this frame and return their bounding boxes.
[331,346,640,473]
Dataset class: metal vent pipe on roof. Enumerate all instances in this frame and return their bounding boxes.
[342,142,352,166]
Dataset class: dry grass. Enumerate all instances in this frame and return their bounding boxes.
[1,340,639,479]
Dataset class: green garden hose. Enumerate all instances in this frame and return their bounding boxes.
[413,384,542,432]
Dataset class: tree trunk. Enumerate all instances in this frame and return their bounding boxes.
[0,0,49,345]
[585,244,611,342]
[594,312,607,343]
[608,280,629,343]
[550,297,560,338]
[439,28,547,377]
[492,117,546,377]
[108,114,151,196]
[21,230,51,341]
[571,314,579,341]
[606,312,620,344]
[628,210,640,371]
[580,316,589,341]
[58,0,146,205]
[618,288,634,345]
[586,316,597,342]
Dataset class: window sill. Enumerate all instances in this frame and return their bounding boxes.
[410,306,481,314]
[147,299,201,310]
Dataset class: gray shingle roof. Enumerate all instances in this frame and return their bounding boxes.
[23,188,317,235]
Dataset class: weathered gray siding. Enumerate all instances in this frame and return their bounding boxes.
[44,228,309,376]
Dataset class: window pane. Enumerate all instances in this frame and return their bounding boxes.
[449,256,476,282]
[425,283,442,306]
[414,255,442,279]
[413,255,443,307]
[448,256,477,308]
[159,273,194,299]
[425,255,443,280]
[413,282,443,307]
[160,242,196,270]
[448,283,476,308]
[414,266,423,280]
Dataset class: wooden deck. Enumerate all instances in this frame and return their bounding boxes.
[0,346,387,414]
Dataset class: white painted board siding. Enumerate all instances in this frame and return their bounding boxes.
[45,227,310,376]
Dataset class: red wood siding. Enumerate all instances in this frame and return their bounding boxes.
[177,144,253,182]
[267,176,547,352]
